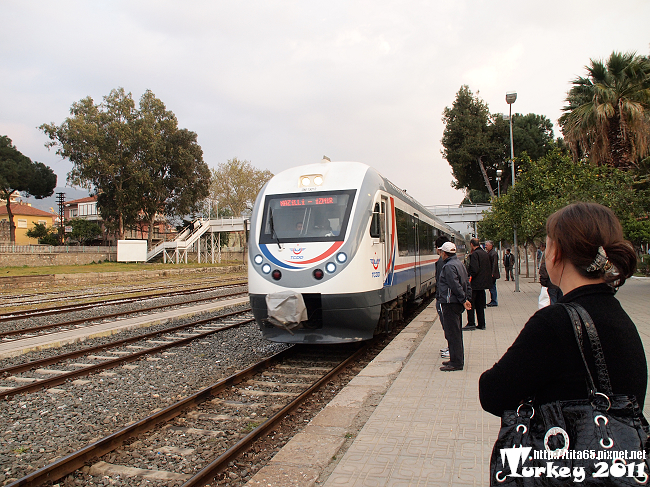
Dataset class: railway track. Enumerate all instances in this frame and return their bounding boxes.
[0,287,248,341]
[0,309,255,399]
[6,344,367,487]
[0,280,247,322]
[0,276,246,310]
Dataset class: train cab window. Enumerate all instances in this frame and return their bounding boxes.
[259,190,356,244]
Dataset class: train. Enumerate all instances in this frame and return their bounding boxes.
[247,158,466,344]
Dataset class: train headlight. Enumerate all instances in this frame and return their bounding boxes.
[336,252,347,263]
[313,176,323,185]
[254,254,263,265]
[313,269,324,280]
[271,269,282,280]
[326,262,337,273]
[301,176,311,186]
[261,264,271,274]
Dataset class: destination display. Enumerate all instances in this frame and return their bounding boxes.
[278,196,337,207]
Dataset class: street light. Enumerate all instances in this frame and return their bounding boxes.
[496,169,502,198]
[506,91,520,292]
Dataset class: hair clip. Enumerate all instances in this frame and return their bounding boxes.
[586,246,609,273]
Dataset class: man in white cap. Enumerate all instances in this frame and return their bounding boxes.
[436,241,472,371]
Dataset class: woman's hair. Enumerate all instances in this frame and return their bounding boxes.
[546,202,636,286]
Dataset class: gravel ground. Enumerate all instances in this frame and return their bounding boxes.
[0,307,289,485]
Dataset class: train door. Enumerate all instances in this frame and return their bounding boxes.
[381,197,390,280]
[414,213,421,296]
[370,202,386,284]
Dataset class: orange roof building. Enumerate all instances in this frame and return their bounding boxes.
[0,203,57,244]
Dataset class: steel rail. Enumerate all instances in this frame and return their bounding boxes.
[0,289,248,338]
[5,346,296,487]
[181,345,368,487]
[0,280,247,322]
[0,308,252,377]
[0,276,245,307]
[0,317,255,400]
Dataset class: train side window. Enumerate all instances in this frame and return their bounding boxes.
[395,208,410,256]
[370,203,382,239]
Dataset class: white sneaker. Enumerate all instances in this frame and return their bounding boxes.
[441,350,450,358]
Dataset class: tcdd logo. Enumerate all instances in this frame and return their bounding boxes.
[290,247,305,255]
[370,258,380,270]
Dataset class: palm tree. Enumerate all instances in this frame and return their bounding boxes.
[559,51,650,169]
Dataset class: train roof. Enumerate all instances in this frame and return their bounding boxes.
[265,159,460,237]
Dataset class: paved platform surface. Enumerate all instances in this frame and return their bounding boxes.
[247,277,650,486]
[0,296,250,359]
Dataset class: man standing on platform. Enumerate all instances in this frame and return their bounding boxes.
[435,235,450,360]
[503,248,514,281]
[485,240,500,307]
[436,241,471,371]
[464,238,491,330]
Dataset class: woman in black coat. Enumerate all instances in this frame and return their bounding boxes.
[479,202,647,416]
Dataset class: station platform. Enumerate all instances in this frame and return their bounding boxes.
[246,277,650,486]
[0,296,250,359]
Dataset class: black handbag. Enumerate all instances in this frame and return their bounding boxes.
[489,302,650,486]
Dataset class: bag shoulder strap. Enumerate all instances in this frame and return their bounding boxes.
[559,302,613,397]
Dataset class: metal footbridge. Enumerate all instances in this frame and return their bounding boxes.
[426,204,492,224]
[146,217,249,263]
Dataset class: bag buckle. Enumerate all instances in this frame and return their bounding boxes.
[544,426,570,458]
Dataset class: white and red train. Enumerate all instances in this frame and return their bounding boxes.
[248,159,465,343]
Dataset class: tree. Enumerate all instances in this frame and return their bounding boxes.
[0,136,57,242]
[41,88,210,245]
[478,150,641,253]
[68,218,102,245]
[209,158,273,217]
[461,189,491,205]
[559,51,650,169]
[441,86,558,195]
[26,222,60,245]
[209,158,272,249]
[441,86,495,194]
[41,88,142,240]
[136,91,211,249]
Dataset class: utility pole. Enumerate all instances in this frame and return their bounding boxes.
[56,192,65,245]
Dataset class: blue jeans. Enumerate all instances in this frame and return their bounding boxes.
[488,279,498,305]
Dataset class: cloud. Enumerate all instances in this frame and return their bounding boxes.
[2,0,650,208]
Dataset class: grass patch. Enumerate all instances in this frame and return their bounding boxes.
[243,421,261,432]
[0,261,243,277]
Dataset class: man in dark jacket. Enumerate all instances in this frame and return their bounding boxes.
[485,240,500,307]
[435,235,450,359]
[503,248,514,281]
[437,241,471,371]
[464,238,492,330]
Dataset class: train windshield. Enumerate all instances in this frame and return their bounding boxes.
[259,190,356,244]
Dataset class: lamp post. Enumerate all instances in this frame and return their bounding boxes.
[496,169,502,198]
[506,91,519,292]
[496,168,502,257]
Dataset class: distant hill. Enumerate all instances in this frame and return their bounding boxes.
[18,187,91,213]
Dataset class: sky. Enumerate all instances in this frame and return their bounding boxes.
[2,0,649,209]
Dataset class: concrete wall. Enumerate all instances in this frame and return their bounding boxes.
[0,251,116,268]
[0,250,248,268]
